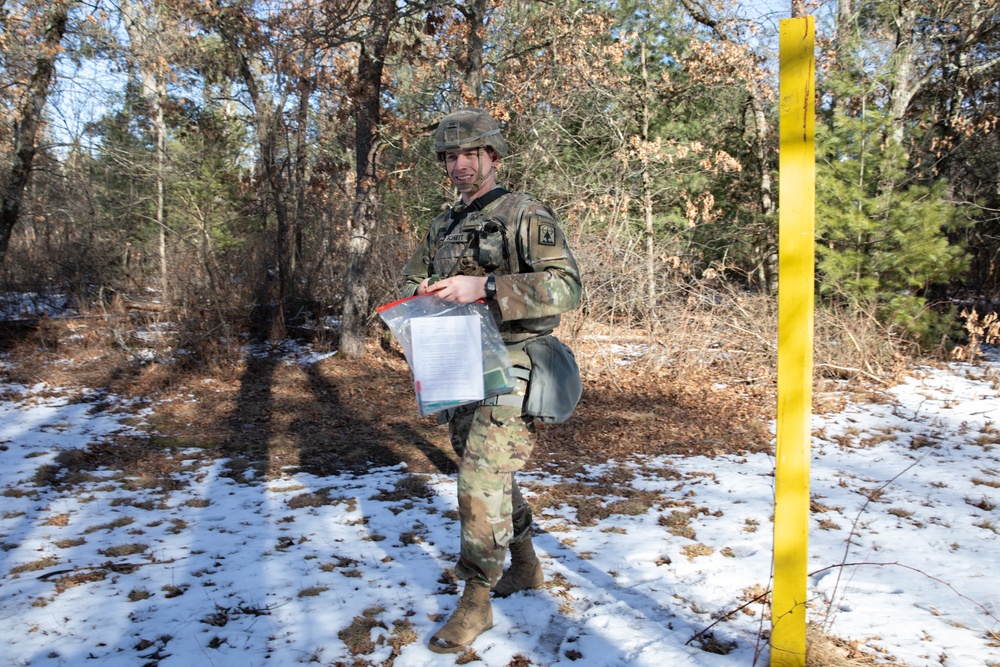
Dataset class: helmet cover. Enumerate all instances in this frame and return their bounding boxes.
[433,108,508,158]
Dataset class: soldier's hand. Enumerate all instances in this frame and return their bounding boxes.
[415,276,437,296]
[424,275,488,304]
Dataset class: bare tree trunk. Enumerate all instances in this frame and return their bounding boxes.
[157,120,167,301]
[292,61,315,277]
[888,0,919,147]
[747,93,777,293]
[836,0,852,45]
[339,0,395,360]
[639,39,656,317]
[215,3,295,307]
[0,0,76,264]
[121,0,169,303]
[196,203,233,356]
[459,0,490,102]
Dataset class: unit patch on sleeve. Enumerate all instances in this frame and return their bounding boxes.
[537,222,556,246]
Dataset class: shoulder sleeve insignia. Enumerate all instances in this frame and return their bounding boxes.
[537,222,556,246]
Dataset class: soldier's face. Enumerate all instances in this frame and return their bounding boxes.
[444,147,499,200]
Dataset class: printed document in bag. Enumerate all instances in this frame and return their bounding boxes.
[410,315,484,404]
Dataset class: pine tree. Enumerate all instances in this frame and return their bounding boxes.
[816,107,967,345]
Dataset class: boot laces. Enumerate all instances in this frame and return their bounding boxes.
[452,588,482,626]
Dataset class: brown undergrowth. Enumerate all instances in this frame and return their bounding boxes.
[0,317,775,484]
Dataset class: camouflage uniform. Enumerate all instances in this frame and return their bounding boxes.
[400,189,582,587]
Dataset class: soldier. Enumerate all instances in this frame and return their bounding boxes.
[399,107,582,653]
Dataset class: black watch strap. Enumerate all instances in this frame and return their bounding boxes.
[484,275,497,300]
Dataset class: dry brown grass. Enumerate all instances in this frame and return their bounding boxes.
[806,624,884,666]
[286,488,354,510]
[10,556,60,576]
[337,606,387,656]
[297,585,329,598]
[97,542,148,558]
[527,478,663,527]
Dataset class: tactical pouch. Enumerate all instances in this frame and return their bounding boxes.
[520,335,582,424]
[475,218,509,271]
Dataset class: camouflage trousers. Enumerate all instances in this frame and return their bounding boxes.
[447,351,535,587]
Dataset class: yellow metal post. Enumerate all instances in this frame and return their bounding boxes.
[772,16,815,667]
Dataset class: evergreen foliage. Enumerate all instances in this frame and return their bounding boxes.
[816,108,968,345]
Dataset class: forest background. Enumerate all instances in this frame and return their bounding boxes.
[2,0,1000,368]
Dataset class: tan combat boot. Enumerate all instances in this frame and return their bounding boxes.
[428,581,494,654]
[492,538,544,598]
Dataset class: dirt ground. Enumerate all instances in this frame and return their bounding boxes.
[0,317,775,482]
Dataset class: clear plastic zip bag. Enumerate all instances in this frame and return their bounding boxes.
[377,295,514,416]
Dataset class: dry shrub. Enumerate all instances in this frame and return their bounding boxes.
[574,274,917,400]
[814,305,912,383]
[572,276,776,389]
[806,624,882,666]
[952,308,1000,361]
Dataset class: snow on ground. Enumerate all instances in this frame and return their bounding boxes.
[0,293,78,320]
[1,351,999,667]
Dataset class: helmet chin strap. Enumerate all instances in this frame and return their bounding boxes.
[469,149,490,193]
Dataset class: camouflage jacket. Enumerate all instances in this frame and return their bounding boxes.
[399,190,582,343]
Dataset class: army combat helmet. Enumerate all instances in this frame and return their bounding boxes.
[433,108,508,160]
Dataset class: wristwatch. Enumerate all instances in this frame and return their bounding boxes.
[484,275,497,300]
